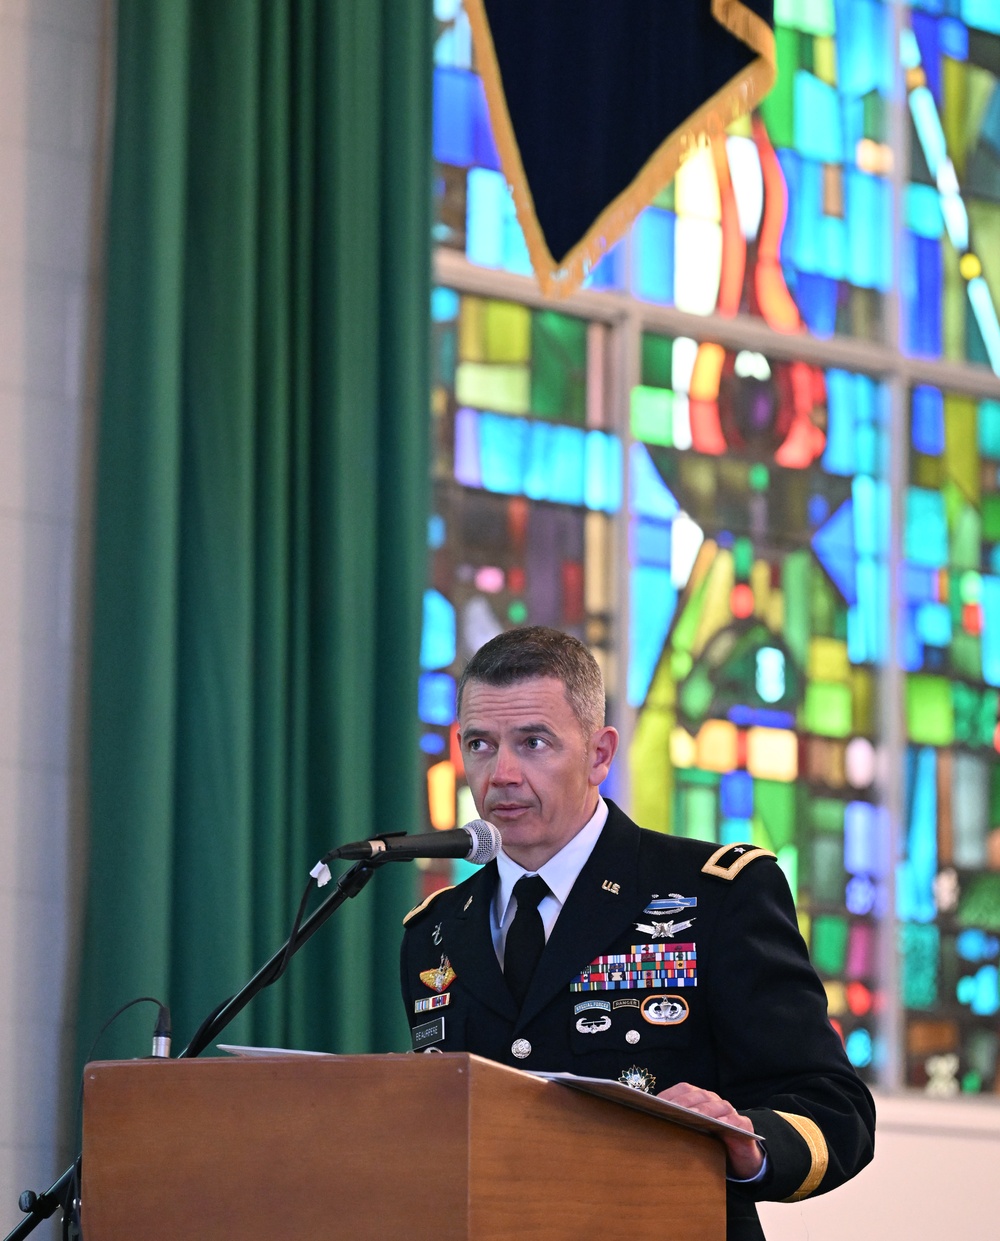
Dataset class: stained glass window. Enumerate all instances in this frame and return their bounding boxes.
[425,0,1000,1096]
[626,333,887,1084]
[903,6,1000,369]
[901,384,1000,1092]
[422,289,620,849]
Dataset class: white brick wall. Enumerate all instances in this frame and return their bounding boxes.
[0,0,103,1232]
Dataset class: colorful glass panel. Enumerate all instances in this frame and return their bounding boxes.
[901,384,1000,1093]
[902,7,1000,372]
[626,330,888,1086]
[421,287,619,872]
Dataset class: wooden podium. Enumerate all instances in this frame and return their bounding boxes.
[82,1053,726,1239]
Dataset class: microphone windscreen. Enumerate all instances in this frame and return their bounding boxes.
[463,819,502,865]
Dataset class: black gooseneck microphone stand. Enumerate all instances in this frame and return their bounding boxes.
[5,858,381,1241]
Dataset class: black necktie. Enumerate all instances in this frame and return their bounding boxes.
[504,875,551,1008]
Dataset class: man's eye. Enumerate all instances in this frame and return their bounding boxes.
[525,737,546,750]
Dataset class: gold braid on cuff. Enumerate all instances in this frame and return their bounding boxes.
[774,1110,829,1201]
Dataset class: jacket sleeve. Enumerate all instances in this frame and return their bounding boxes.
[703,858,876,1203]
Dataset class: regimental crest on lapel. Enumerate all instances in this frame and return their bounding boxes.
[419,954,457,993]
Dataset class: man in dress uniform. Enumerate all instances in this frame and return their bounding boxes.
[400,627,875,1239]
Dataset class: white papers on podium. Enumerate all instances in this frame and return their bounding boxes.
[530,1071,765,1141]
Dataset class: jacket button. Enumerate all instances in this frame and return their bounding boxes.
[626,1029,640,1044]
[511,1038,531,1059]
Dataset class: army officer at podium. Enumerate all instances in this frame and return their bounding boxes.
[400,627,875,1241]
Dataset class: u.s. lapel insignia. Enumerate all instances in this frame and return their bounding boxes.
[602,879,620,894]
[633,917,696,939]
[419,954,457,993]
[618,1065,657,1094]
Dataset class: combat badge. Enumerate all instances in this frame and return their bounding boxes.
[643,893,698,915]
[640,994,690,1026]
[576,1012,612,1034]
[419,954,457,993]
[618,1065,657,1094]
[633,917,695,939]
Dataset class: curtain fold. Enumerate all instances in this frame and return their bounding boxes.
[79,0,432,1065]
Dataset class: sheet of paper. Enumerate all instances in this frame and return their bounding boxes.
[529,1071,765,1141]
[216,1044,334,1058]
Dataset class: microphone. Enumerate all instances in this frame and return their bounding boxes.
[324,819,502,866]
[151,1004,172,1058]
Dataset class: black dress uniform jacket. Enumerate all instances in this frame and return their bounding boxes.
[400,801,875,1241]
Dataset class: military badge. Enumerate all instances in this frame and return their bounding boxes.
[640,993,690,1026]
[618,1065,657,1094]
[419,954,457,993]
[633,917,696,939]
[574,1000,611,1014]
[643,893,697,915]
[575,1012,612,1034]
[414,993,451,1014]
[570,944,697,991]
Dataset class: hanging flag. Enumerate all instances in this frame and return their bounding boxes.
[465,0,776,297]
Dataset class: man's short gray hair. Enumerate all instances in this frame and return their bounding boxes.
[456,626,605,736]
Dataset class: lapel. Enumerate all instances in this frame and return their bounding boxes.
[440,860,519,1022]
[515,802,641,1030]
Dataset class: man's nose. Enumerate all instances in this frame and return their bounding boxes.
[489,744,521,784]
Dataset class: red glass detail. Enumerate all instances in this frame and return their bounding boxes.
[963,602,983,635]
[846,981,873,1016]
[753,116,804,336]
[562,561,585,624]
[507,496,529,549]
[508,566,526,595]
[712,137,746,318]
[735,728,748,769]
[731,583,755,618]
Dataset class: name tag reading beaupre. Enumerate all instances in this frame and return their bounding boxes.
[412,1016,445,1049]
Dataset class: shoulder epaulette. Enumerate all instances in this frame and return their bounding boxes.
[701,843,776,880]
[402,884,455,926]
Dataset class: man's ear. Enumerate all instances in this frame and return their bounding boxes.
[589,726,619,785]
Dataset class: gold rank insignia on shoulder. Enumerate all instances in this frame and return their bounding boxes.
[419,954,457,993]
[701,843,776,880]
[402,884,455,926]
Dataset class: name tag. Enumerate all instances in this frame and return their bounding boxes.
[412,1016,446,1049]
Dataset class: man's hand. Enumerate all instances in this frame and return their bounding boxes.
[657,1083,764,1180]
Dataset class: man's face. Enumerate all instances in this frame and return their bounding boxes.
[458,675,618,870]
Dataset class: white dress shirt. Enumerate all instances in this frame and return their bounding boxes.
[490,796,609,966]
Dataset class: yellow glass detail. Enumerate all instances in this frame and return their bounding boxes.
[695,719,739,772]
[746,727,798,781]
[458,295,486,362]
[427,760,456,831]
[807,636,850,682]
[483,299,531,363]
[455,361,531,414]
[670,726,697,770]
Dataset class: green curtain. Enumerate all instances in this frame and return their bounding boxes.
[78,0,431,1065]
